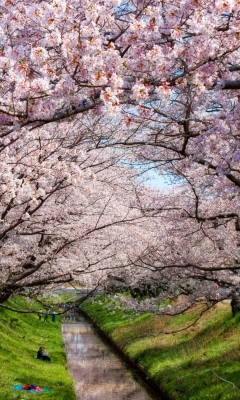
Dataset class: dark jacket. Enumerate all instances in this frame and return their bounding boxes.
[37,349,51,361]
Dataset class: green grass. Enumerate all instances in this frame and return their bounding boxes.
[82,295,240,400]
[0,296,76,400]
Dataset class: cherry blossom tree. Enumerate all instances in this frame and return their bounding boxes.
[0,0,239,132]
[1,0,240,309]
[74,110,239,306]
[137,187,239,287]
[0,118,155,303]
[103,183,239,317]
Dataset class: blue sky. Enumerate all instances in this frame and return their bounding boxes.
[144,170,171,191]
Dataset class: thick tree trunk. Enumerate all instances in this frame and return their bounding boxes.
[231,294,240,316]
[0,292,11,304]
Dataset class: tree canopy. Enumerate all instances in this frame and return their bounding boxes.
[0,0,239,307]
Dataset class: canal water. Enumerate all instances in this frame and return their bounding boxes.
[62,317,163,400]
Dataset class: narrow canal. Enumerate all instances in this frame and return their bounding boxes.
[62,316,163,400]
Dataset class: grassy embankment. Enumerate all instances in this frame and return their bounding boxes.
[82,295,240,400]
[0,296,76,400]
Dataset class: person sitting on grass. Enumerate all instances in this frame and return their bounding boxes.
[36,347,51,362]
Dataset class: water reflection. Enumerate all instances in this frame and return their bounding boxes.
[62,320,160,400]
